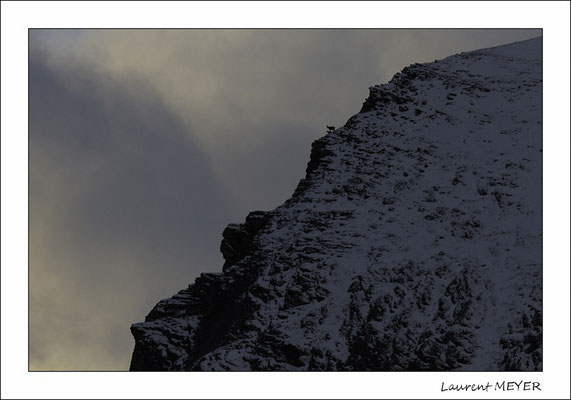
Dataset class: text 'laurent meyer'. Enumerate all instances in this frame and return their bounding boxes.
[441,381,541,392]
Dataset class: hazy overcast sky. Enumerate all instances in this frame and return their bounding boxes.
[29,29,541,370]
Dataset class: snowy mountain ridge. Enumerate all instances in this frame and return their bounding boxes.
[130,37,542,371]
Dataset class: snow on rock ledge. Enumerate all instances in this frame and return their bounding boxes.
[130,37,542,371]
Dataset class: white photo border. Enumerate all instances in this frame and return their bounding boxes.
[1,1,569,399]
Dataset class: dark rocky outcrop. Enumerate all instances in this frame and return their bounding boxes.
[220,210,270,271]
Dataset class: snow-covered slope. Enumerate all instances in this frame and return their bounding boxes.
[130,37,542,371]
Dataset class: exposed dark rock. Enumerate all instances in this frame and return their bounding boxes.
[220,211,270,270]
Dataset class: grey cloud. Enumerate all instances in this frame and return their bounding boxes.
[29,48,239,370]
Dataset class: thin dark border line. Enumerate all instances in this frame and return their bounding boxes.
[28,27,31,374]
[28,27,543,30]
[28,28,543,373]
[7,0,554,2]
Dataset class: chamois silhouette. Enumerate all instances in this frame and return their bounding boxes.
[326,125,335,133]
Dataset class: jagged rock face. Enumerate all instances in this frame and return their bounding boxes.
[130,38,542,371]
[220,211,270,271]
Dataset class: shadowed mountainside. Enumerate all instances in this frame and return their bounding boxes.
[130,37,542,371]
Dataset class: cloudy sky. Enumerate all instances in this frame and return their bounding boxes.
[29,29,541,371]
